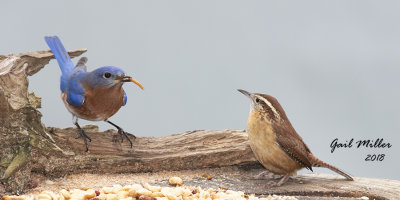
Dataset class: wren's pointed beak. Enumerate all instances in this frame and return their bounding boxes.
[237,89,252,99]
[116,76,144,90]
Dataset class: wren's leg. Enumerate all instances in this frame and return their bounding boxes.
[73,116,91,152]
[276,174,291,186]
[252,170,276,180]
[267,174,291,186]
[105,120,135,148]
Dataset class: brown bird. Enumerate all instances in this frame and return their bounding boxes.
[238,89,353,186]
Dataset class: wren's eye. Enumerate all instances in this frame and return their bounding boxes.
[104,72,112,78]
[255,98,261,103]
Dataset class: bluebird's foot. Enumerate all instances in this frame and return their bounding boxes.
[74,122,91,152]
[105,120,136,148]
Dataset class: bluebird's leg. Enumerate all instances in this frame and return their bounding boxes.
[105,120,135,148]
[73,116,91,152]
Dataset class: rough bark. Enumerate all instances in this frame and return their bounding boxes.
[34,127,256,175]
[0,50,86,194]
[1,50,398,200]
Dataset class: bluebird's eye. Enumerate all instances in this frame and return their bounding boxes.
[104,72,112,78]
[255,98,260,103]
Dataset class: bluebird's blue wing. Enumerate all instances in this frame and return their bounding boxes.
[44,36,74,93]
[67,92,85,107]
[123,89,127,106]
[66,72,87,107]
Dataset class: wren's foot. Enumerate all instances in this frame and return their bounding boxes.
[252,170,276,180]
[106,120,136,148]
[267,174,291,187]
[74,123,92,152]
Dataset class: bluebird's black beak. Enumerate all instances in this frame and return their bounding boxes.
[116,76,144,90]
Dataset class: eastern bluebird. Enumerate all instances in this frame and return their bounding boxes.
[44,36,144,152]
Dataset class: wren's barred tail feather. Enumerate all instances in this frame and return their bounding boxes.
[309,154,353,181]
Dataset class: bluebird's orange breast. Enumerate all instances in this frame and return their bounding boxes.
[62,83,125,121]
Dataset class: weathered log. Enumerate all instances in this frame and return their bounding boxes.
[31,126,400,199]
[33,126,256,175]
[1,50,398,200]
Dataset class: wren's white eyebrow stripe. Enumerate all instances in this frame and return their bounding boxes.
[256,95,280,119]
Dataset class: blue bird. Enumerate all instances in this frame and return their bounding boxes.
[44,36,144,152]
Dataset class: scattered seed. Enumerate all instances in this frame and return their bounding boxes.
[2,178,299,200]
[138,195,156,200]
[219,186,228,190]
[202,173,212,180]
[192,189,197,194]
[168,176,183,186]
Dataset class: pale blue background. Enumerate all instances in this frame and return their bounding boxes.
[1,1,399,180]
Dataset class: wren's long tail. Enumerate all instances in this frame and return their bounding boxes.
[309,154,354,181]
[44,36,75,93]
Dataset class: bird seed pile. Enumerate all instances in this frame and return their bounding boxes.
[2,177,297,200]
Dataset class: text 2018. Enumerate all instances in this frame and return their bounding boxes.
[365,154,385,161]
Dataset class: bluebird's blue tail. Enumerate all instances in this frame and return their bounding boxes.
[44,36,74,93]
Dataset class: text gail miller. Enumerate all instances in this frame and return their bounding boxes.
[330,138,392,161]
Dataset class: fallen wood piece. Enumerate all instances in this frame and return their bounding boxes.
[1,49,398,200]
[32,125,399,199]
[33,126,257,175]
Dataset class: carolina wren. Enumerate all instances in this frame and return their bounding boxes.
[238,89,353,186]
